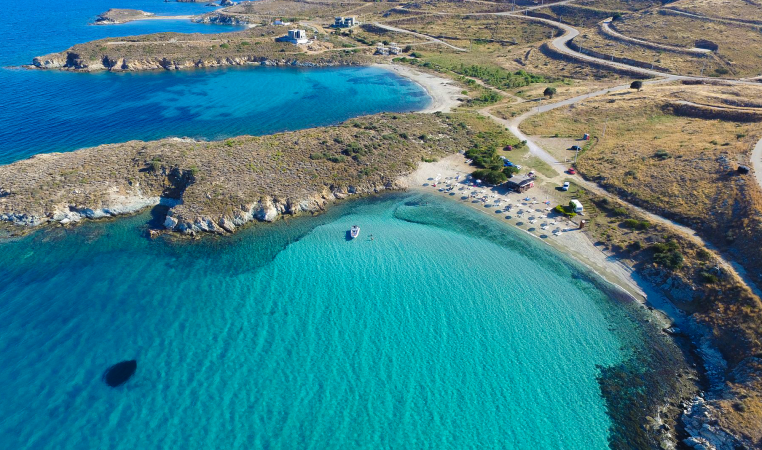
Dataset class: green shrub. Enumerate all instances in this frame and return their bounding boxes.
[613,207,627,216]
[472,168,507,185]
[622,219,651,230]
[451,64,545,89]
[220,43,230,49]
[503,165,520,177]
[696,248,712,261]
[652,240,683,269]
[654,149,671,160]
[554,204,577,217]
[699,271,719,284]
[327,155,346,163]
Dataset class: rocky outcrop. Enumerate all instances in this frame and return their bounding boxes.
[94,9,154,25]
[193,12,250,26]
[0,113,496,237]
[29,26,368,73]
[31,53,362,72]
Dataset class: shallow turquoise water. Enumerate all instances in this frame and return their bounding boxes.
[0,194,646,449]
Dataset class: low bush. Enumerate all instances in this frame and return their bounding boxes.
[699,271,719,284]
[472,168,507,185]
[622,218,651,230]
[554,204,577,217]
[652,240,683,269]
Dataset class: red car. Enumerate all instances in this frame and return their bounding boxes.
[568,168,577,175]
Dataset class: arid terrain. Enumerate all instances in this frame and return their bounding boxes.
[7,0,762,447]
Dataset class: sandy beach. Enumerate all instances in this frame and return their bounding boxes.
[403,154,652,302]
[376,63,463,113]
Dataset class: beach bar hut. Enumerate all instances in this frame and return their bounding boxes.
[506,175,534,193]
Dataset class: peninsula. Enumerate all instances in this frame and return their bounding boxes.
[6,0,762,447]
[0,112,505,235]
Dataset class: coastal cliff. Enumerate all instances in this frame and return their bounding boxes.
[30,27,369,73]
[0,113,509,236]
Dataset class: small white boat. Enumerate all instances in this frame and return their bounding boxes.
[350,225,360,239]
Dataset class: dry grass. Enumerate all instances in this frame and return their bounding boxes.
[520,84,762,222]
[669,0,762,23]
[572,26,727,76]
[0,112,512,232]
[613,10,762,77]
[382,14,557,47]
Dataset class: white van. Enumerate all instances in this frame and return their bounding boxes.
[570,199,584,214]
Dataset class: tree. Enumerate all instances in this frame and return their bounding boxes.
[630,80,643,91]
[543,86,557,99]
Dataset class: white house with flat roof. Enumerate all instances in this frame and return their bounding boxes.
[278,29,309,45]
[334,16,357,28]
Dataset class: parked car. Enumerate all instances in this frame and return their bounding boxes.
[562,182,570,191]
[568,168,576,175]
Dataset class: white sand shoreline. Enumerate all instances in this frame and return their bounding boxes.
[402,154,656,304]
[375,63,463,113]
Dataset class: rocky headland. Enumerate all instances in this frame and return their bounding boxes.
[29,27,368,72]
[0,113,509,236]
[94,9,155,25]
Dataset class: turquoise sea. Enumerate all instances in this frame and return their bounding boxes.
[0,193,672,449]
[0,2,687,448]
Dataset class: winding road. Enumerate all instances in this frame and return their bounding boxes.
[371,2,762,293]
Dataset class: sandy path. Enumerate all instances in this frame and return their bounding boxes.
[371,22,468,52]
[376,64,463,113]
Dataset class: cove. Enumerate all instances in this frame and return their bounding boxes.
[0,65,430,165]
[0,193,684,449]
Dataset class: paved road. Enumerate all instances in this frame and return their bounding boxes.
[489,11,762,86]
[599,19,711,56]
[477,81,762,297]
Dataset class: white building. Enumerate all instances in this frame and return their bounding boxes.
[389,42,401,55]
[375,43,389,55]
[334,16,357,28]
[279,29,309,44]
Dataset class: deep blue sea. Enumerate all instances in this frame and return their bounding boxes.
[0,1,429,164]
[0,2,676,449]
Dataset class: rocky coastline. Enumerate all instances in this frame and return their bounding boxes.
[30,53,365,72]
[193,12,251,26]
[27,27,369,73]
[0,113,508,237]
